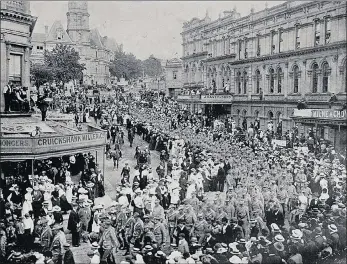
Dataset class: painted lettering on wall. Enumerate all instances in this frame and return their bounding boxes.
[36,132,105,147]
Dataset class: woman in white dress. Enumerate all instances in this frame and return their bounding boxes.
[43,190,53,211]
[22,187,33,216]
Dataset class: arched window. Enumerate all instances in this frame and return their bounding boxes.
[269,68,275,93]
[293,65,299,93]
[277,68,282,93]
[243,71,248,94]
[254,110,259,118]
[312,63,319,93]
[255,69,261,94]
[322,62,329,93]
[236,71,242,94]
[243,110,247,117]
[268,111,274,120]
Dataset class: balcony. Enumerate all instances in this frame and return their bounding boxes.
[264,94,285,101]
[304,93,332,102]
[204,53,236,62]
[183,82,204,88]
[181,51,208,60]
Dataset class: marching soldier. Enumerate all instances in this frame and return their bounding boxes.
[166,205,178,243]
[50,224,63,264]
[204,207,216,222]
[191,213,208,244]
[98,218,118,264]
[40,218,52,251]
[131,212,144,249]
[115,206,127,249]
[215,206,228,222]
[184,206,196,234]
[123,209,135,255]
[153,216,166,250]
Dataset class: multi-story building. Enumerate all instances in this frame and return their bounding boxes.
[31,1,121,86]
[179,1,346,150]
[0,1,37,112]
[165,58,183,98]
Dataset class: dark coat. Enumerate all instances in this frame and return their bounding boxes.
[67,210,80,231]
[63,249,75,264]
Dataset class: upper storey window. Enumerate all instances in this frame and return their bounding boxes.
[315,20,321,46]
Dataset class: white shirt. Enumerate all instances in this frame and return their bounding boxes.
[23,217,34,232]
[90,254,100,264]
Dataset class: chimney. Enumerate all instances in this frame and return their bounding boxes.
[45,26,49,37]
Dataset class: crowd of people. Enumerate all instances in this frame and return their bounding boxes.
[1,88,346,264]
[84,91,346,264]
[0,148,105,263]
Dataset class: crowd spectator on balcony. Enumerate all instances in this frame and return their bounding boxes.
[297,99,307,110]
[3,81,13,113]
[328,93,338,108]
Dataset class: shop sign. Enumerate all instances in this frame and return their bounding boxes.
[293,109,346,120]
[201,95,233,103]
[33,131,106,153]
[0,138,33,153]
[311,109,346,119]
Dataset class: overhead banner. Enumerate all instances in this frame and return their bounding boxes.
[32,113,74,121]
[0,122,56,134]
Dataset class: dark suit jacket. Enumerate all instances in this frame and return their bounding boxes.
[202,235,217,249]
[67,210,80,231]
[220,224,233,244]
[63,249,75,264]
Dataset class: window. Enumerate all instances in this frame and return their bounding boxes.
[277,68,282,93]
[312,63,319,93]
[322,62,329,93]
[36,46,43,50]
[279,30,283,52]
[9,54,22,83]
[255,69,261,94]
[173,71,177,80]
[269,68,275,93]
[325,18,331,44]
[293,65,299,93]
[271,32,277,54]
[257,35,261,56]
[226,38,230,55]
[238,40,242,59]
[96,51,98,58]
[57,29,63,40]
[237,71,242,94]
[295,26,301,49]
[244,39,248,58]
[243,71,248,94]
[315,20,321,46]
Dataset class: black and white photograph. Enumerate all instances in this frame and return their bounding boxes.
[0,1,346,264]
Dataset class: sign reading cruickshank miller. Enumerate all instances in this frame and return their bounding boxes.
[0,131,106,154]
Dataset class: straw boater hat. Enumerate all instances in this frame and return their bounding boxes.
[328,224,338,233]
[26,187,33,192]
[52,206,61,212]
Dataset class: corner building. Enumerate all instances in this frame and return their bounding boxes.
[180,1,346,133]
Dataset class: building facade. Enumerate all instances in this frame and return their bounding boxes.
[0,1,37,112]
[179,1,346,145]
[165,58,183,98]
[31,1,120,86]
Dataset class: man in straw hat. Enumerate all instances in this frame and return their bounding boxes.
[98,218,118,264]
[50,224,64,264]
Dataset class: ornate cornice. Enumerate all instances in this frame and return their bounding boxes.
[227,42,346,66]
[204,53,236,63]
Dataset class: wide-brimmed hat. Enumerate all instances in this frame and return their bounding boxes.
[274,242,284,252]
[26,187,33,192]
[274,234,285,242]
[229,256,242,264]
[52,206,61,212]
[328,224,338,233]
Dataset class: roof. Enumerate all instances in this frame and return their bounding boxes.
[89,28,104,48]
[46,20,73,44]
[32,33,46,43]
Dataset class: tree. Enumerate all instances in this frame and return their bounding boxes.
[30,63,54,88]
[44,44,85,86]
[141,55,163,77]
[109,49,142,80]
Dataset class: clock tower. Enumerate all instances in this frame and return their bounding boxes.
[66,1,90,43]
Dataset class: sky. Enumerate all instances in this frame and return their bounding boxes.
[30,1,285,60]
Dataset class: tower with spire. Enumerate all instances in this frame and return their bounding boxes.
[66,1,90,44]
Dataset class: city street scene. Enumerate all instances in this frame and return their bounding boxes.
[0,1,346,264]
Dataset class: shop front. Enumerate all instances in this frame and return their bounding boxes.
[292,108,347,153]
[0,117,107,190]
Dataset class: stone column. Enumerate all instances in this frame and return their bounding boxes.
[217,70,223,92]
